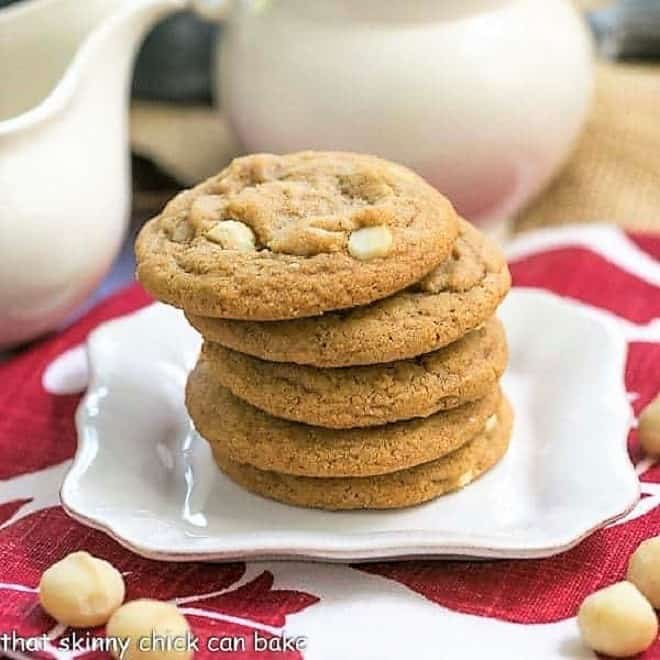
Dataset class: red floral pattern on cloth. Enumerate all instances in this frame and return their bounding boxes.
[360,229,660,658]
[628,232,660,262]
[0,506,316,659]
[0,226,658,658]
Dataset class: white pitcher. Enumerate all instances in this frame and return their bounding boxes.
[0,0,185,349]
[196,0,593,229]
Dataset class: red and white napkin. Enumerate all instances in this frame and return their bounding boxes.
[0,224,659,659]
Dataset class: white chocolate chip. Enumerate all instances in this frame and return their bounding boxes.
[639,397,660,456]
[38,551,125,627]
[348,225,393,261]
[206,220,256,251]
[485,415,497,433]
[628,537,660,608]
[577,581,657,657]
[106,599,193,660]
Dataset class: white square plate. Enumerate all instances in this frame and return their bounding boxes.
[61,289,639,561]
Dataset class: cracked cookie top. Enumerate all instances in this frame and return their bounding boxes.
[135,151,458,320]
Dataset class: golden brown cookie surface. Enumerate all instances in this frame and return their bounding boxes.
[186,359,501,477]
[212,395,512,510]
[136,152,458,320]
[187,218,510,364]
[200,318,507,428]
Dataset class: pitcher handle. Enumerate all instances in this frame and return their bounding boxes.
[192,0,233,21]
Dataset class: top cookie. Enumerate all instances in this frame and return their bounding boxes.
[136,151,458,320]
[188,218,511,366]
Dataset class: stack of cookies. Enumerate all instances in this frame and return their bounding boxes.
[136,151,512,510]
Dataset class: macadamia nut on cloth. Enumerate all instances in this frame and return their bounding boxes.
[577,581,657,657]
[628,536,660,608]
[106,599,193,660]
[639,398,660,456]
[38,551,125,627]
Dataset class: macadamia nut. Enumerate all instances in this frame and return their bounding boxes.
[206,220,256,251]
[639,398,660,456]
[577,581,657,657]
[348,225,392,261]
[628,536,660,608]
[39,551,125,627]
[106,599,193,660]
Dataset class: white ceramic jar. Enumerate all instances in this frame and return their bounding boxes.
[199,0,593,227]
[0,0,185,349]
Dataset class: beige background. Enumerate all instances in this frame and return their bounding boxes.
[131,2,660,235]
[515,61,660,233]
[517,0,660,231]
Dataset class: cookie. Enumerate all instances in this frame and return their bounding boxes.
[200,318,507,428]
[187,218,510,366]
[136,151,458,320]
[186,359,501,477]
[211,395,512,510]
